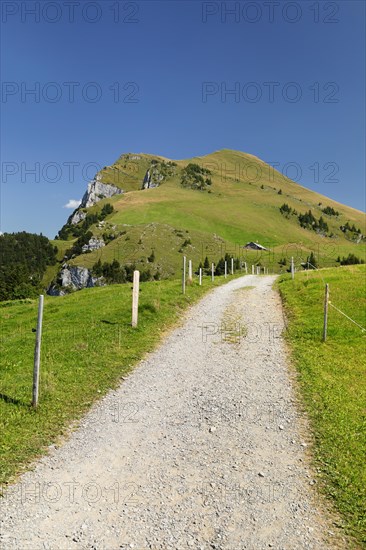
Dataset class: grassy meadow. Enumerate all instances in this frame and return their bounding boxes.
[55,149,365,281]
[278,264,366,545]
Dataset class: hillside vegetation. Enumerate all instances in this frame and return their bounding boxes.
[59,149,365,283]
[278,265,366,545]
[0,233,58,301]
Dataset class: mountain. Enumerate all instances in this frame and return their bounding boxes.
[50,149,365,292]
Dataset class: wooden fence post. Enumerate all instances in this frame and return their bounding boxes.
[231,258,234,275]
[182,256,186,294]
[291,256,295,280]
[32,294,44,408]
[211,263,215,282]
[132,270,140,327]
[188,259,193,282]
[199,267,202,286]
[251,264,254,275]
[323,283,329,342]
[224,261,227,278]
[244,262,248,274]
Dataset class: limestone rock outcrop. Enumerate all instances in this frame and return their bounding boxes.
[48,265,104,296]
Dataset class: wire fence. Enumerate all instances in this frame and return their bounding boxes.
[2,259,364,409]
[328,302,366,333]
[294,258,366,336]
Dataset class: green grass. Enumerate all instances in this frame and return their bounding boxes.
[60,149,365,282]
[0,272,241,486]
[70,222,236,279]
[108,182,361,254]
[277,265,366,545]
[105,150,365,251]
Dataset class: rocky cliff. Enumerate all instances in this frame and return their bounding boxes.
[48,265,104,296]
[70,178,123,224]
[82,236,105,253]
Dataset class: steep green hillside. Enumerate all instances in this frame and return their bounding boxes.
[57,149,366,281]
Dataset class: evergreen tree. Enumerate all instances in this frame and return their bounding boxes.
[306,252,318,269]
[279,203,292,217]
[340,254,364,265]
[215,258,225,275]
[196,261,203,275]
[322,206,339,216]
[140,269,152,282]
[92,259,103,277]
[203,256,210,273]
[0,232,58,301]
[318,216,328,233]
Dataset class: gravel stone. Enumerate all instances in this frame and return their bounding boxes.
[0,276,345,549]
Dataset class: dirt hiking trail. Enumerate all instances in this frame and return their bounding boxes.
[0,275,345,549]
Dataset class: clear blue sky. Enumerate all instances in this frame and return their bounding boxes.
[1,0,365,238]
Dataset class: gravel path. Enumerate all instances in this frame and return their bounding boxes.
[0,275,340,549]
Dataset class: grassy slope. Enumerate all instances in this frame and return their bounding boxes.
[71,222,234,277]
[278,265,366,545]
[0,273,239,486]
[67,149,365,277]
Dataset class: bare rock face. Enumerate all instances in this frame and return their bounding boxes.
[61,265,93,288]
[70,210,86,225]
[81,236,105,253]
[70,179,123,224]
[142,169,164,189]
[81,179,123,208]
[48,265,104,296]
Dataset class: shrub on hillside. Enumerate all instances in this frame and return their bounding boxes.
[91,259,158,284]
[338,254,365,266]
[342,222,358,233]
[298,210,328,234]
[322,206,339,216]
[180,163,212,191]
[279,203,292,218]
[305,252,318,269]
[56,203,115,241]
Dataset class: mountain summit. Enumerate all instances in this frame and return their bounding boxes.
[50,149,365,293]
